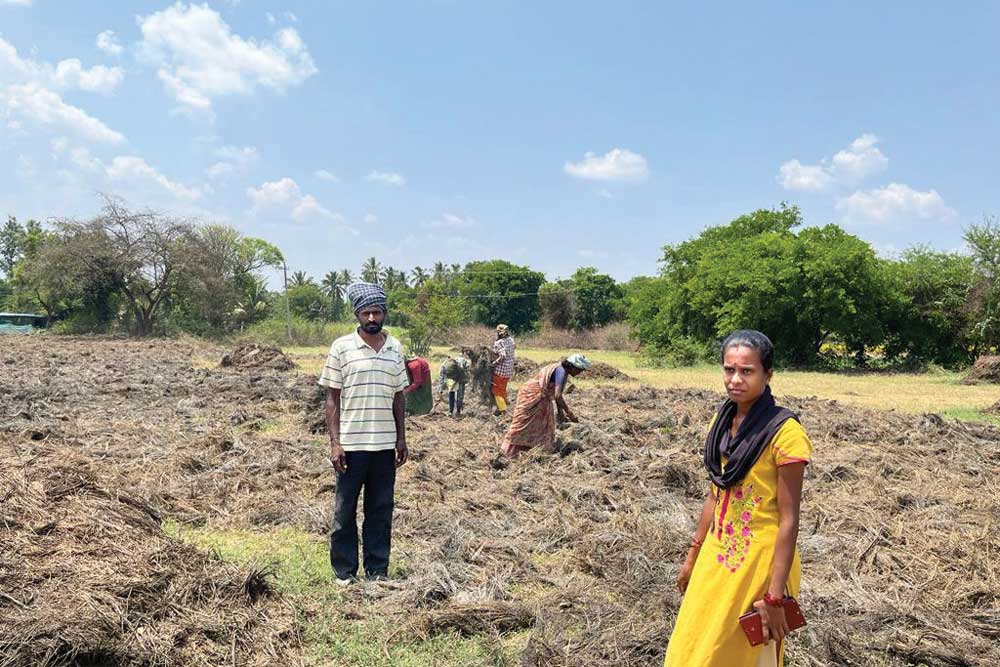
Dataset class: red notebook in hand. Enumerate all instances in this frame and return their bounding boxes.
[739,597,806,646]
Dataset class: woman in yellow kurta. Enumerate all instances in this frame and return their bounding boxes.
[665,330,812,667]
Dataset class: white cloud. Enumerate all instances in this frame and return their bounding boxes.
[777,159,833,192]
[830,133,888,183]
[106,155,203,200]
[315,169,338,182]
[366,170,406,186]
[836,183,957,228]
[51,59,124,94]
[205,161,233,178]
[137,3,317,113]
[284,11,298,23]
[0,0,33,6]
[266,12,276,25]
[363,213,378,225]
[1,83,125,143]
[1,37,124,94]
[778,133,888,191]
[247,177,334,221]
[564,148,649,181]
[423,213,476,228]
[597,189,613,199]
[50,142,204,201]
[95,30,124,57]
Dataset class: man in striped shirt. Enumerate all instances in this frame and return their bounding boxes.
[320,282,408,584]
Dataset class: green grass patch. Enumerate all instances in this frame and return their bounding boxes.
[162,523,512,666]
[940,407,1000,425]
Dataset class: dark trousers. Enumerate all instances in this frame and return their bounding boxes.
[330,449,396,579]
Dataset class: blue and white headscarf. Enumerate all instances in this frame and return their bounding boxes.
[346,282,388,314]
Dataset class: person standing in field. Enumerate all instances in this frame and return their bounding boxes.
[437,352,472,418]
[403,354,432,416]
[319,282,409,585]
[664,330,812,667]
[500,354,589,457]
[491,324,516,416]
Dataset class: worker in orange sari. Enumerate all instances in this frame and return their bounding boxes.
[491,324,516,417]
[664,330,811,667]
[500,354,589,457]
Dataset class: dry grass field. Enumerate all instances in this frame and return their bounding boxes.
[3,335,999,666]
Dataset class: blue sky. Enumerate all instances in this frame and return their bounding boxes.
[2,1,997,285]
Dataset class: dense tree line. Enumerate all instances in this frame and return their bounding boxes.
[3,197,997,368]
[627,205,1000,367]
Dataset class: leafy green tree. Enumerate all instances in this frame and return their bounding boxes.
[322,270,347,320]
[1,216,22,278]
[458,260,545,333]
[539,281,576,328]
[631,205,894,365]
[964,215,1000,352]
[883,247,975,366]
[287,283,328,321]
[568,267,623,329]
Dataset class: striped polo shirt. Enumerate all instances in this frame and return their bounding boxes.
[318,330,408,452]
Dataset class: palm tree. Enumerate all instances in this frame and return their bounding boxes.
[232,275,269,329]
[432,261,447,282]
[321,271,343,299]
[361,257,381,284]
[322,270,345,320]
[338,268,354,286]
[290,270,314,287]
[411,266,428,287]
[382,266,409,292]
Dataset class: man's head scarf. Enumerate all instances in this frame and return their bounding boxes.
[496,324,509,334]
[346,282,387,314]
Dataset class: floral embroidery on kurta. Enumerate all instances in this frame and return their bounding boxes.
[715,484,763,573]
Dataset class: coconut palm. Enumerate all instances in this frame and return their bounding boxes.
[290,270,314,287]
[411,266,429,287]
[432,261,447,282]
[322,270,346,320]
[361,257,381,284]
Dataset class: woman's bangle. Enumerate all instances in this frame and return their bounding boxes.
[689,537,703,550]
[763,592,784,607]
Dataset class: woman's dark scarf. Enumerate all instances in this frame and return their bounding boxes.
[704,385,797,489]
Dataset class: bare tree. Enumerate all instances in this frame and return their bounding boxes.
[57,196,196,336]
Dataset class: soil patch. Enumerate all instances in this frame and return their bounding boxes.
[221,343,295,371]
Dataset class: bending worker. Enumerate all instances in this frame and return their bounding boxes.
[403,354,432,416]
[438,351,472,418]
[500,353,589,458]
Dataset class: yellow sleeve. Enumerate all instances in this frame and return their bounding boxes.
[770,419,812,467]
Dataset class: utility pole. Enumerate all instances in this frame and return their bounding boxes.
[283,259,292,341]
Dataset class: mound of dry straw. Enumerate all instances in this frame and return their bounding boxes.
[221,343,295,371]
[962,355,1000,384]
[0,435,299,667]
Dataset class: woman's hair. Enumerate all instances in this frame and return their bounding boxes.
[720,330,775,371]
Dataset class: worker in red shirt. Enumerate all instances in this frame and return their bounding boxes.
[403,355,432,415]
